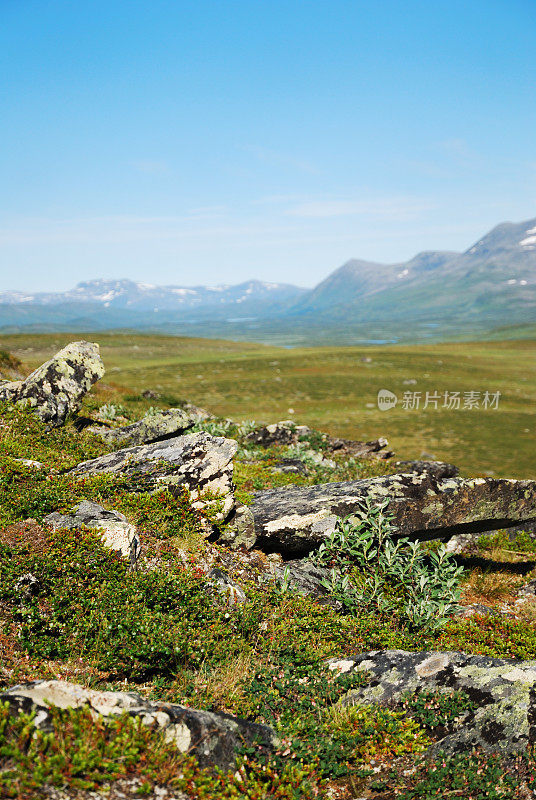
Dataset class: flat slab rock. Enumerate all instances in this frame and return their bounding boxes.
[44,501,140,563]
[247,473,536,554]
[0,341,104,428]
[1,680,276,770]
[71,433,238,520]
[93,407,203,447]
[328,649,536,756]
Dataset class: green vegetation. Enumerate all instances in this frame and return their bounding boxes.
[0,702,320,799]
[311,500,464,631]
[478,529,536,556]
[0,349,22,377]
[383,749,536,799]
[1,334,536,798]
[1,330,535,478]
[400,688,476,731]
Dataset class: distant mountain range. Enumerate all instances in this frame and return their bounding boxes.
[1,217,535,345]
[0,279,306,317]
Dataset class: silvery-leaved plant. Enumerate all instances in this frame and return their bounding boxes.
[311,498,464,631]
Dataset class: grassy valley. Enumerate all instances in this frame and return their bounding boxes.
[2,331,535,479]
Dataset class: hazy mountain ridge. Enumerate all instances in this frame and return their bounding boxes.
[1,217,535,343]
[288,217,536,326]
[0,278,307,315]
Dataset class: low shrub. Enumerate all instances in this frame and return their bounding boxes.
[0,702,321,799]
[236,661,428,780]
[311,498,464,631]
[380,749,534,799]
[400,687,476,732]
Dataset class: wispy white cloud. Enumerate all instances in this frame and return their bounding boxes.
[286,196,434,219]
[243,145,321,175]
[131,160,169,175]
[0,214,302,246]
[0,195,434,248]
[186,205,229,220]
[435,138,476,163]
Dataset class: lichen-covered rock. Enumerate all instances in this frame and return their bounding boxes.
[271,458,308,475]
[394,460,459,479]
[271,559,340,607]
[0,341,104,427]
[245,420,392,460]
[206,567,247,606]
[0,342,104,427]
[444,531,482,554]
[70,432,238,520]
[93,408,202,448]
[328,649,536,756]
[327,436,392,460]
[246,474,536,554]
[44,501,140,564]
[1,680,277,770]
[246,420,312,446]
[218,504,257,549]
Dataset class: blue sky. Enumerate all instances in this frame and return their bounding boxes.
[1,0,535,291]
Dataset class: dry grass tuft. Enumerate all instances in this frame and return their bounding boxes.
[179,652,254,713]
[461,568,523,604]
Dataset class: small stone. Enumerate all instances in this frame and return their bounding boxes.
[44,501,140,563]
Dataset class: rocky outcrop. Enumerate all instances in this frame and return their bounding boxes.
[218,505,257,549]
[246,420,312,447]
[329,649,536,756]
[93,408,203,448]
[327,436,393,459]
[71,433,238,520]
[241,474,536,554]
[246,420,392,460]
[0,341,104,427]
[1,680,276,770]
[44,501,140,564]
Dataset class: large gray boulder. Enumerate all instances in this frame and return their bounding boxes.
[94,408,203,448]
[329,649,536,756]
[1,680,276,770]
[71,432,238,520]
[242,473,536,554]
[0,341,104,427]
[44,501,140,564]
